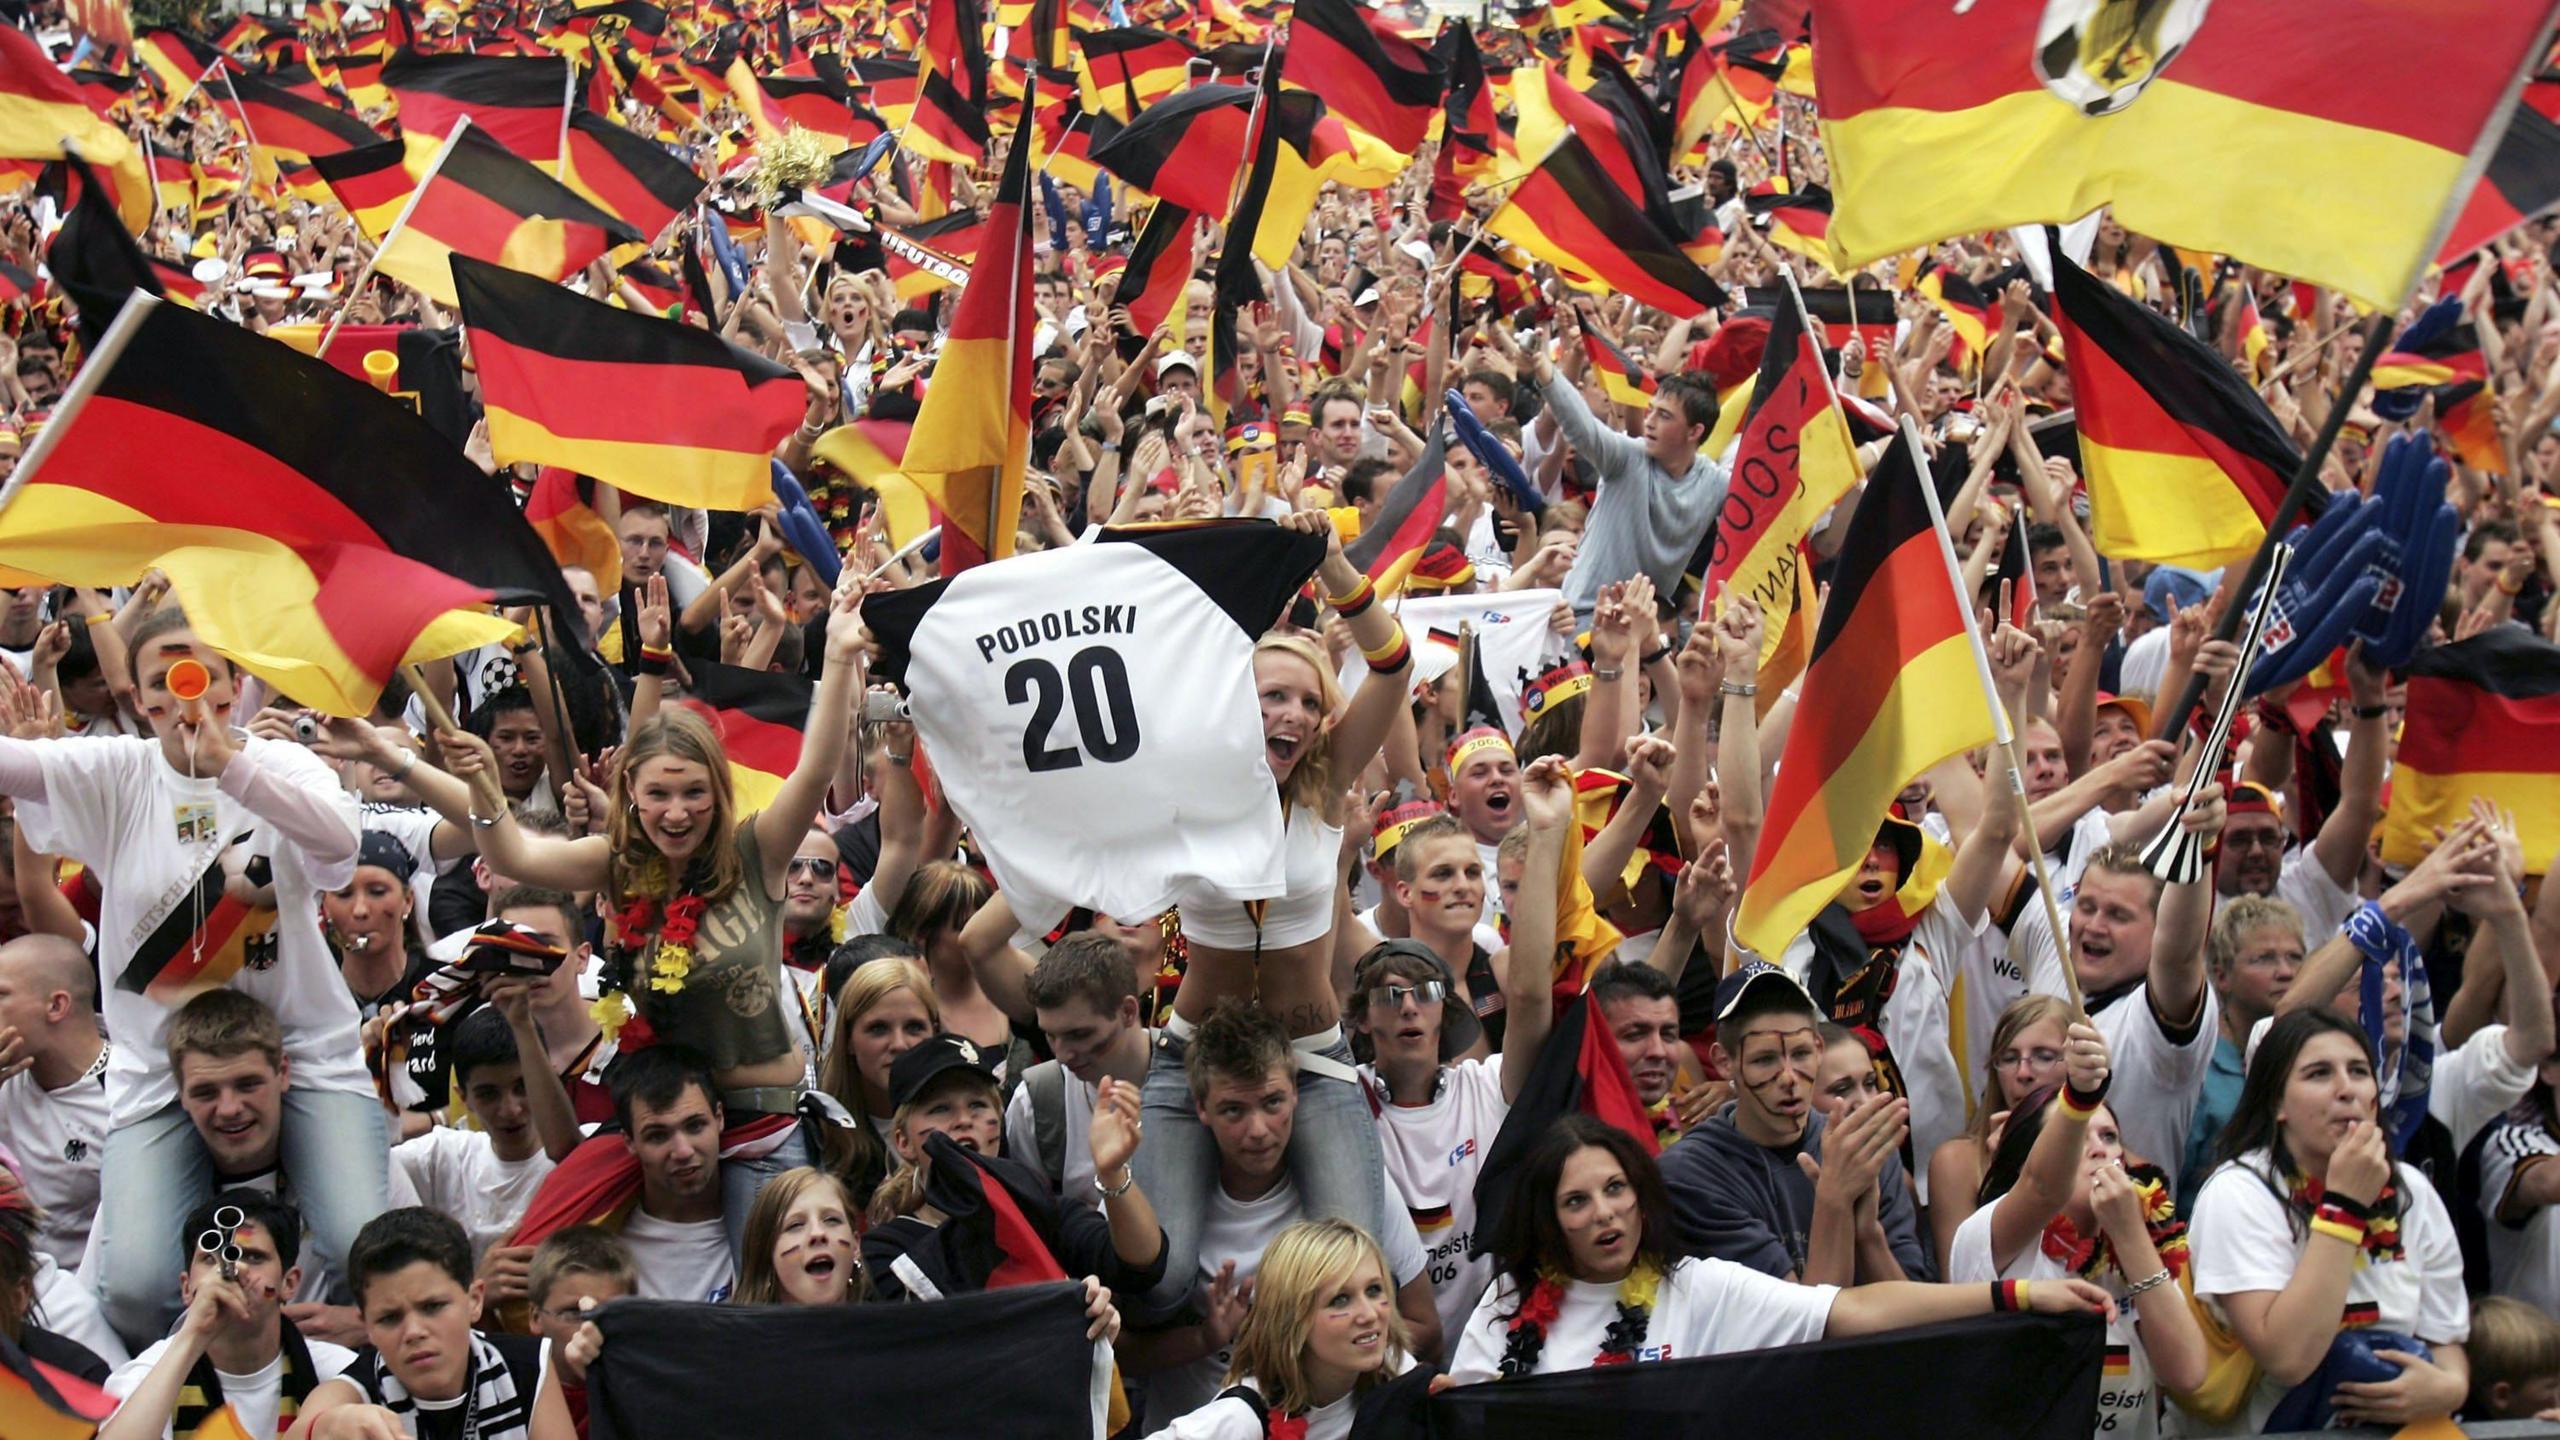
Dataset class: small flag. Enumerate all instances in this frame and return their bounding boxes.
[2381,626,2560,873]
[679,658,812,814]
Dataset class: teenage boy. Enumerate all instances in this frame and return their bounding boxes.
[389,995,581,1267]
[287,1209,548,1440]
[101,1192,357,1440]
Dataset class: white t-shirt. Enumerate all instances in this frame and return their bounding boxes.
[2428,1022,2536,1156]
[0,1044,108,1267]
[1446,1256,1837,1381]
[621,1208,735,1302]
[1142,1360,1415,1440]
[2089,982,2219,1196]
[75,1159,422,1311]
[106,1333,358,1439]
[17,736,368,1126]
[1142,1174,1427,1431]
[2477,1119,2560,1319]
[1949,1203,2159,1440]
[389,1127,556,1264]
[1358,1057,1508,1341]
[33,1251,127,1368]
[2188,1149,2469,1437]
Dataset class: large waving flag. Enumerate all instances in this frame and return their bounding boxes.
[1487,129,1725,315]
[215,68,381,162]
[902,87,1033,575]
[0,26,147,231]
[1113,199,1196,339]
[2438,66,2560,265]
[311,124,641,305]
[1074,26,1196,119]
[559,108,703,237]
[1087,82,1257,215]
[1342,427,1450,595]
[450,254,806,512]
[2051,249,2301,569]
[679,658,813,815]
[1284,0,1445,151]
[2382,627,2560,872]
[1808,0,2560,308]
[1733,431,1993,958]
[911,0,992,163]
[0,297,558,714]
[2,1331,114,1440]
[381,48,571,161]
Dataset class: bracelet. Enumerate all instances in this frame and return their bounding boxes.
[2318,1192,2376,1223]
[1592,664,1624,681]
[2121,1268,2173,1299]
[82,611,110,627]
[391,749,419,780]
[637,652,673,678]
[2351,704,2387,719]
[1640,641,1673,667]
[1718,680,1758,697]
[1989,1279,2029,1312]
[510,640,538,658]
[1095,1166,1136,1200]
[2058,1079,2107,1119]
[1361,627,1411,672]
[2308,1216,2366,1247]
[466,810,500,830]
[2496,574,2524,595]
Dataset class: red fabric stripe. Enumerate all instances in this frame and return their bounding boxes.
[473,327,802,450]
[1575,978,1659,1154]
[2059,308,2289,521]
[1775,529,1965,776]
[397,95,562,158]
[305,543,497,694]
[1360,474,1445,582]
[2396,683,2560,776]
[681,698,803,779]
[1286,20,1430,150]
[45,395,389,548]
[139,896,252,1004]
[409,168,536,254]
[980,1170,1070,1288]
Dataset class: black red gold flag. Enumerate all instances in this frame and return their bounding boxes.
[1284,0,1444,151]
[2382,626,2560,871]
[381,47,570,159]
[678,657,812,813]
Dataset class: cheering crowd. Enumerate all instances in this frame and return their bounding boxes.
[0,0,2557,1436]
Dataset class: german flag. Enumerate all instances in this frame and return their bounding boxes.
[1915,259,1995,358]
[726,59,862,148]
[679,658,810,814]
[910,0,990,164]
[452,254,804,512]
[47,154,160,349]
[216,68,381,160]
[1343,427,1448,595]
[2439,68,2560,265]
[1704,296,1858,705]
[381,48,570,160]
[1034,94,1116,191]
[136,28,230,100]
[901,85,1032,575]
[1113,199,1196,339]
[2052,249,2301,569]
[1075,26,1194,120]
[526,467,622,592]
[1733,430,1992,958]
[1435,22,1496,183]
[0,297,555,715]
[561,109,702,237]
[0,27,148,231]
[310,125,641,306]
[1744,179,1835,270]
[276,157,335,206]
[68,67,136,120]
[847,55,920,129]
[1762,282,1895,399]
[1087,82,1256,216]
[1581,322,1655,408]
[1488,130,1724,316]
[2,1331,115,1440]
[883,209,984,299]
[1509,61,1674,235]
[1283,0,1443,152]
[1468,989,1659,1258]
[2234,285,2270,379]
[1810,0,2558,309]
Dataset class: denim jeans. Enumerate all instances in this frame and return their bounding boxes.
[99,1087,387,1348]
[1130,1027,1388,1319]
[721,1125,811,1259]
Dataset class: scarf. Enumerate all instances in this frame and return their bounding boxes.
[2035,1164,2192,1285]
[371,1331,529,1440]
[2287,1171,2405,1264]
[2342,901,2435,1150]
[173,1318,322,1438]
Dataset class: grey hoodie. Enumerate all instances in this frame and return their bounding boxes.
[1658,1104,1935,1282]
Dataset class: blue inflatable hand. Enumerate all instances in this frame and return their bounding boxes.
[770,460,844,588]
[2370,501,2457,667]
[2350,436,2448,658]
[2250,487,2386,695]
[1444,388,1545,516]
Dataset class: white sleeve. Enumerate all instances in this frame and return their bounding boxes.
[843,883,887,938]
[2275,850,2358,943]
[1140,1395,1264,1440]
[224,740,362,884]
[1682,1259,1837,1353]
[2428,1024,2538,1156]
[1944,1204,1999,1283]
[2478,1122,2560,1226]
[2189,1165,2301,1299]
[1444,1278,1515,1385]
[390,1127,465,1213]
[2401,1172,2471,1344]
[2094,984,2216,1185]
[1379,1175,1427,1285]
[17,736,140,857]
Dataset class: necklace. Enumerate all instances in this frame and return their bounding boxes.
[1498,1261,1664,1376]
[594,858,711,1048]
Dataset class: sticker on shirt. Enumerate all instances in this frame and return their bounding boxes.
[174,800,217,844]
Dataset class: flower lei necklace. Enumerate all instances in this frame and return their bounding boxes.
[2039,1164,2193,1284]
[1498,1260,1663,1376]
[590,857,711,1049]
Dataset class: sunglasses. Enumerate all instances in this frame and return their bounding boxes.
[1365,980,1446,1010]
[787,857,839,880]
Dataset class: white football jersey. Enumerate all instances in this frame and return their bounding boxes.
[866,523,1326,930]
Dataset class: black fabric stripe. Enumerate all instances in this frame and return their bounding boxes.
[1738,299,1805,425]
[2483,79,2560,218]
[683,657,813,727]
[2404,625,2560,700]
[1536,135,1725,309]
[1100,520,1329,640]
[1087,82,1252,189]
[451,253,796,380]
[567,111,704,213]
[1807,433,1937,661]
[227,71,378,148]
[440,126,642,242]
[306,134,408,187]
[2052,253,2303,481]
[1116,199,1194,309]
[382,48,571,107]
[1292,0,1444,109]
[916,69,992,149]
[115,839,238,995]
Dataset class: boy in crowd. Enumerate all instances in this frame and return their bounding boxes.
[389,993,581,1269]
[287,1209,547,1440]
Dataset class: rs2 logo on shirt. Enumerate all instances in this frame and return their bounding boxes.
[1447,1138,1477,1167]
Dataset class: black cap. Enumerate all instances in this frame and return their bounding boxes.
[1711,960,1816,1024]
[1349,940,1485,1060]
[887,1033,1002,1110]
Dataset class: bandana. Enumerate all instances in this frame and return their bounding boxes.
[1447,725,1513,775]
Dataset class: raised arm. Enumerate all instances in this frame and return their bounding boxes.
[747,584,870,888]
[1499,756,1572,1102]
[2145,784,2226,1025]
[2308,646,2391,891]
[958,891,1038,1025]
[1985,1024,2108,1270]
[1292,510,1410,784]
[414,731,612,892]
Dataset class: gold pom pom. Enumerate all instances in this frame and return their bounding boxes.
[748,126,838,209]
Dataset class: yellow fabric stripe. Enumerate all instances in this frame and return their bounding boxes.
[1734,633,1988,956]
[487,407,777,512]
[2078,432,2266,568]
[1820,82,2467,309]
[905,332,1027,559]
[2382,769,2560,871]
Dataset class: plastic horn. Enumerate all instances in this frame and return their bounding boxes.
[166,657,210,705]
[363,350,399,393]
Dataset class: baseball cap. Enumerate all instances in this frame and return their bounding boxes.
[1156,350,1199,378]
[1711,959,1816,1023]
[888,1033,1001,1110]
[1349,940,1483,1060]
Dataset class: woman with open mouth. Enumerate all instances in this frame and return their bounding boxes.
[1142,1219,1414,1440]
[1448,1114,2111,1382]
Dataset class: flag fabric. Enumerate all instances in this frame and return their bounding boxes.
[1075,26,1194,119]
[560,109,702,238]
[1744,180,1835,271]
[1466,989,1657,1260]
[451,254,804,512]
[727,62,864,148]
[586,1287,1104,1440]
[911,0,992,163]
[1352,1312,2104,1440]
[678,657,811,815]
[882,210,984,299]
[2051,249,2302,569]
[2234,285,2270,378]
[1914,260,1994,357]
[1703,296,1857,704]
[1581,322,1655,407]
[1761,282,1895,398]
[0,297,560,714]
[525,466,622,593]
[1112,199,1195,339]
[1488,130,1724,315]
[1,1332,116,1440]
[1086,82,1256,216]
[45,154,160,350]
[0,26,146,230]
[1733,430,1993,959]
[2383,626,2560,872]
[1807,0,2560,309]
[900,87,1033,575]
[1283,0,1443,151]
[216,68,380,160]
[381,48,571,160]
[2438,69,2560,265]
[1342,427,1449,595]
[887,1136,1074,1293]
[311,126,642,306]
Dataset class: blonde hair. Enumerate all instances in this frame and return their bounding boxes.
[732,1168,867,1305]
[609,708,744,906]
[816,960,941,1204]
[1974,994,2075,1137]
[1254,632,1346,815]
[2470,1296,2560,1414]
[866,1071,1006,1227]
[1224,1220,1410,1416]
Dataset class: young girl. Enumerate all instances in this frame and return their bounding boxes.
[2188,1009,2470,1434]
[731,1168,862,1306]
[814,959,939,1211]
[1930,995,2075,1265]
[1135,510,1409,1311]
[1948,1022,2206,1440]
[406,576,868,1239]
[1449,1115,2109,1381]
[1142,1220,1413,1440]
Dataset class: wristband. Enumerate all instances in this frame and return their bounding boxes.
[1327,574,1376,615]
[637,643,675,679]
[1990,1279,2018,1312]
[1361,627,1411,673]
[2058,1079,2107,1119]
[2343,900,2410,969]
[2308,1216,2366,1247]
[1718,680,1758,698]
[1592,665,1625,681]
[2318,1192,2377,1223]
[1640,641,1673,667]
[392,748,419,780]
[82,610,111,627]
[2351,704,2387,720]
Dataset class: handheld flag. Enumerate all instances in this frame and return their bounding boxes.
[311,124,642,305]
[2382,626,2560,872]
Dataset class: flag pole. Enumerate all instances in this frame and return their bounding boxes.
[0,291,159,517]
[1900,411,2084,1016]
[316,119,475,360]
